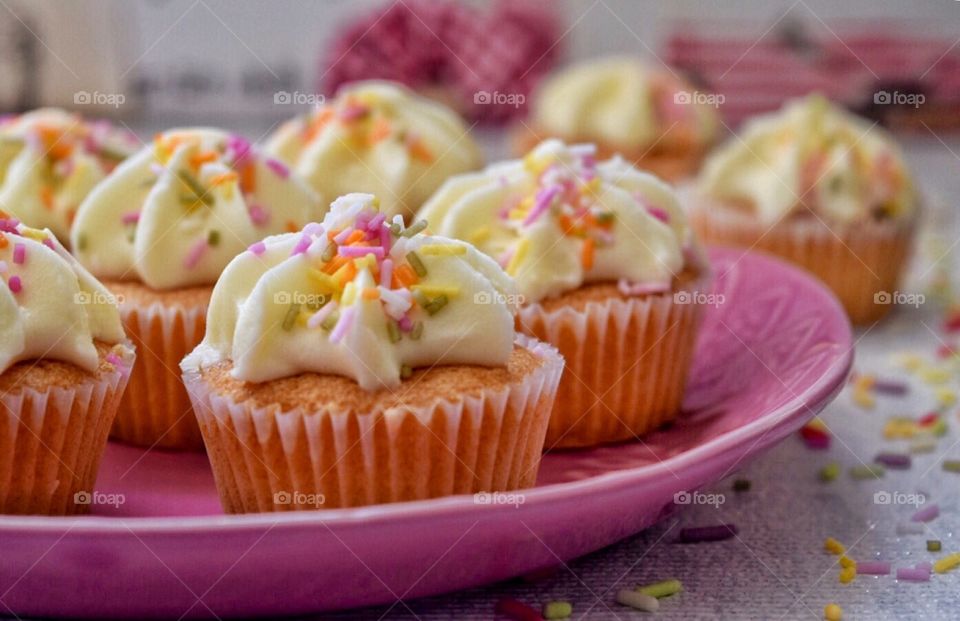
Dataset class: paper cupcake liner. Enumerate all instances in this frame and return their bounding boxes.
[112,301,207,450]
[517,276,709,449]
[690,197,917,324]
[0,347,134,515]
[182,335,564,513]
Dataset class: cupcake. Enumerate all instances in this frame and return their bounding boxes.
[265,80,482,221]
[419,139,707,448]
[515,57,720,181]
[181,193,563,512]
[691,95,919,324]
[0,217,134,514]
[0,108,137,244]
[70,128,321,450]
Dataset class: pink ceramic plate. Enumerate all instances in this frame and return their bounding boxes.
[0,248,853,619]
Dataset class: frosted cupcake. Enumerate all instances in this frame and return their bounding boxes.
[70,128,321,450]
[515,57,720,181]
[692,95,919,324]
[181,193,563,512]
[0,217,134,514]
[0,108,137,243]
[419,139,707,448]
[266,81,482,220]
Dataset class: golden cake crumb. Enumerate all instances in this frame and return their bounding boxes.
[0,341,127,393]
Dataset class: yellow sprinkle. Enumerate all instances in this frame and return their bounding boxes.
[353,254,377,272]
[883,418,918,440]
[895,353,923,371]
[469,226,491,244]
[506,238,530,277]
[579,177,601,194]
[936,387,957,407]
[341,282,358,306]
[824,603,843,621]
[853,374,875,391]
[361,287,380,300]
[919,366,951,385]
[852,388,875,409]
[806,417,828,432]
[838,566,856,584]
[411,285,460,299]
[523,153,548,176]
[419,244,466,256]
[308,269,341,293]
[824,538,845,555]
[19,227,47,242]
[839,556,856,569]
[154,141,170,165]
[933,553,960,574]
[508,208,527,220]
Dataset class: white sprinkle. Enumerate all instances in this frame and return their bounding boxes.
[615,589,659,612]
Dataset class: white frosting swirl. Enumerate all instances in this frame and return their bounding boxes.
[532,57,719,151]
[698,95,918,224]
[418,140,691,303]
[183,193,517,391]
[0,219,126,374]
[0,108,137,243]
[71,128,321,290]
[266,81,482,220]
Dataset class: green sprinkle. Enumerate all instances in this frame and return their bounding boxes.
[281,303,301,331]
[850,464,885,480]
[595,211,615,224]
[542,601,572,619]
[321,310,340,331]
[97,145,128,162]
[411,289,429,308]
[637,578,682,599]
[400,364,412,379]
[401,220,427,238]
[389,222,402,236]
[177,169,213,206]
[322,243,337,262]
[406,250,427,277]
[306,295,327,312]
[425,294,448,315]
[931,419,949,437]
[819,462,840,482]
[207,230,220,246]
[410,321,424,340]
[928,540,942,552]
[942,460,960,473]
[386,320,401,343]
[910,437,938,454]
[76,233,87,252]
[733,479,751,492]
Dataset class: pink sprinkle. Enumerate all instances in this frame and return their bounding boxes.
[42,238,54,250]
[647,206,671,223]
[121,211,141,225]
[0,260,7,273]
[7,275,22,293]
[226,134,252,166]
[617,279,670,296]
[338,245,383,259]
[896,567,930,582]
[911,504,940,523]
[367,213,385,232]
[497,248,514,269]
[398,315,413,332]
[915,562,932,572]
[290,234,312,256]
[12,243,25,264]
[856,561,891,575]
[265,158,289,179]
[334,228,354,244]
[248,241,266,256]
[328,306,356,343]
[523,185,561,226]
[248,204,270,227]
[379,224,391,253]
[183,238,208,269]
[380,258,393,288]
[106,353,123,367]
[303,222,323,237]
[339,104,369,121]
[307,302,337,329]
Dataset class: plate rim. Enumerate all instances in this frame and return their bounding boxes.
[0,247,853,535]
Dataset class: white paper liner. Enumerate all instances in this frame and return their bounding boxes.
[517,271,710,449]
[111,300,207,450]
[182,335,564,513]
[689,194,917,324]
[0,345,134,515]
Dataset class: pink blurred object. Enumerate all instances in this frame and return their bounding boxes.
[322,0,563,122]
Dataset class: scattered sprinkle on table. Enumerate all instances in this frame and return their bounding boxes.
[495,598,543,621]
[824,537,845,555]
[855,560,891,575]
[942,459,960,473]
[732,479,751,492]
[910,438,937,454]
[637,579,682,598]
[897,566,931,582]
[933,553,960,574]
[541,601,571,620]
[927,540,942,552]
[874,452,911,469]
[677,524,738,543]
[819,462,840,483]
[615,589,658,612]
[838,566,856,584]
[849,464,885,480]
[824,602,843,621]
[910,504,940,523]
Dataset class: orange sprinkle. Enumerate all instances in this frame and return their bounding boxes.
[393,264,418,288]
[0,209,9,219]
[39,186,55,211]
[368,118,392,145]
[284,220,299,233]
[345,230,366,245]
[304,108,335,142]
[361,287,380,300]
[239,162,256,194]
[336,262,357,285]
[323,254,350,274]
[327,228,343,241]
[0,234,8,248]
[408,138,433,163]
[581,238,595,270]
[208,171,238,186]
[190,150,219,168]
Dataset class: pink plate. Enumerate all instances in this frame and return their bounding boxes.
[0,248,853,619]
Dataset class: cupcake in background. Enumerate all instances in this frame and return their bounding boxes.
[266,81,482,221]
[692,94,918,324]
[0,108,137,244]
[515,57,720,181]
[0,217,134,515]
[419,139,708,448]
[70,128,321,450]
[181,193,563,512]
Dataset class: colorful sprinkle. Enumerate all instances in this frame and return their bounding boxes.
[7,275,21,293]
[824,538,846,555]
[874,452,911,469]
[819,463,840,483]
[824,602,843,621]
[541,601,572,620]
[849,464,885,480]
[248,241,266,256]
[615,589,659,612]
[12,243,25,264]
[911,504,940,523]
[933,553,960,574]
[248,204,270,227]
[265,157,289,179]
[636,578,682,598]
[928,540,942,552]
[855,560,891,575]
[183,238,208,269]
[942,460,960,473]
[896,566,931,581]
